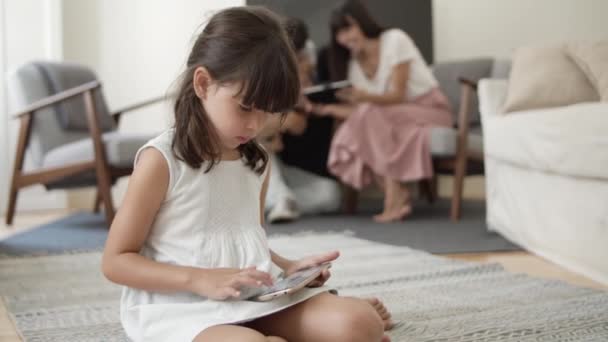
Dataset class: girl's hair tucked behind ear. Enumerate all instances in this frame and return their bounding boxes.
[173,6,300,174]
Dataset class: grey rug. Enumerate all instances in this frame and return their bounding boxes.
[1,233,606,341]
[0,212,108,256]
[267,199,520,253]
[0,199,519,256]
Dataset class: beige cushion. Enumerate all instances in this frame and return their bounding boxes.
[567,41,608,101]
[503,44,599,113]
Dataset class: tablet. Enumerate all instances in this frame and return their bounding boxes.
[303,80,351,103]
[238,263,331,302]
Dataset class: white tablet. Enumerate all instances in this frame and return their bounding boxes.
[239,263,331,302]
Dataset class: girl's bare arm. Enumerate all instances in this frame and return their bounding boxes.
[101,148,197,293]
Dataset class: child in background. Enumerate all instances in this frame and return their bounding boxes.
[261,17,342,223]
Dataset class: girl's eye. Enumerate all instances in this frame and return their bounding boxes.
[239,104,253,112]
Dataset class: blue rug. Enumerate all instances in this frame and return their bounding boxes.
[0,212,108,256]
[0,200,520,256]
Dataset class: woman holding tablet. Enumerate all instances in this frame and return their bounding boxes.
[314,0,453,223]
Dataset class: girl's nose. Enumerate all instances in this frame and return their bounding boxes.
[247,111,267,132]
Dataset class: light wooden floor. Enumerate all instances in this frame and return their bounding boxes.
[0,211,606,341]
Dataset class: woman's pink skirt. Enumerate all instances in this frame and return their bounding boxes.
[328,88,453,190]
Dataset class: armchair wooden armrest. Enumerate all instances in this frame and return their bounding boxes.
[13,80,101,118]
[458,77,478,91]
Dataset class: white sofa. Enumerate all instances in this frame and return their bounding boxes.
[478,79,608,285]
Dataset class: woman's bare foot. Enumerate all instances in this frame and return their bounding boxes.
[373,204,411,223]
[364,297,394,330]
[374,182,411,223]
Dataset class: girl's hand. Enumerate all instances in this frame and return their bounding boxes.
[284,251,340,287]
[336,87,367,103]
[188,266,273,300]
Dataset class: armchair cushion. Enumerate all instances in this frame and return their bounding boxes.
[429,126,483,158]
[503,44,600,113]
[568,41,608,101]
[42,132,155,171]
[33,62,115,132]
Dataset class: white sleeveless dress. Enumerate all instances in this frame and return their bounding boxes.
[120,130,329,341]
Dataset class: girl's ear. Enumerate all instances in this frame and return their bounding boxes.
[193,66,212,99]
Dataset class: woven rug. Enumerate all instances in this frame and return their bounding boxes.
[0,199,520,256]
[1,233,607,341]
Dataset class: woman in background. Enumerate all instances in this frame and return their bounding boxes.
[315,0,453,223]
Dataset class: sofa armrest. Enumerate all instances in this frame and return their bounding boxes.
[478,79,508,120]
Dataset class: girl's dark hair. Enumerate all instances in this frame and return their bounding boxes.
[172,6,300,174]
[329,0,384,81]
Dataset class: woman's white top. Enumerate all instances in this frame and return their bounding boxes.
[348,28,438,100]
[120,130,328,341]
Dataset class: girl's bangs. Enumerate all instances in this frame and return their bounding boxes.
[236,50,299,114]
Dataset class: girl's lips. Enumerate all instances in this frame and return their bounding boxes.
[237,136,250,143]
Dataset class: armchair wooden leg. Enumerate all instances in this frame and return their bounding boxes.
[94,163,115,227]
[5,178,20,225]
[451,157,467,221]
[6,115,32,225]
[430,175,438,202]
[341,185,359,214]
[84,90,115,227]
[93,190,101,213]
[419,177,437,204]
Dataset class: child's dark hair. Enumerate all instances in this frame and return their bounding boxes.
[285,17,309,52]
[329,0,384,81]
[172,6,300,174]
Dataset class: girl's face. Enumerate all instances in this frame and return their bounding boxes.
[335,16,366,54]
[205,83,272,153]
[197,73,273,155]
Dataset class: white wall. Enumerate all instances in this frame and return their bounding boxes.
[61,0,243,208]
[433,0,608,62]
[0,0,65,215]
[0,0,7,215]
[63,0,243,134]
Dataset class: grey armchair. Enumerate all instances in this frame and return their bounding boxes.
[5,61,166,226]
[428,57,511,220]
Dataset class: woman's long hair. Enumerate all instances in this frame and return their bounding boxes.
[329,0,384,81]
[172,6,300,174]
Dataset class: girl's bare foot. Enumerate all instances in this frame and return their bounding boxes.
[364,297,394,330]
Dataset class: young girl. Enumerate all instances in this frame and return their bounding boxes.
[315,0,453,223]
[102,7,391,342]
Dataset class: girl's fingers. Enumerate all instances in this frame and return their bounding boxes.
[231,275,264,289]
[307,270,331,288]
[243,269,273,285]
[308,251,340,266]
[222,287,240,299]
[307,280,322,287]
